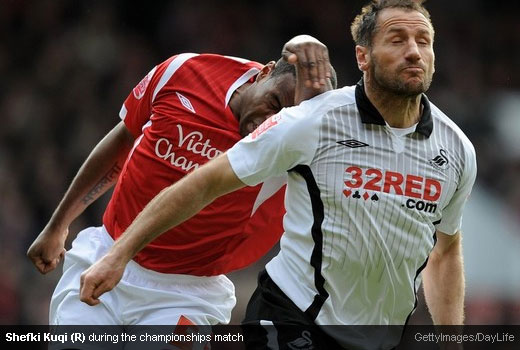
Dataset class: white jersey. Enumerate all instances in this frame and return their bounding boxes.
[227,81,477,330]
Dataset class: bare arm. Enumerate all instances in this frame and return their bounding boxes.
[79,153,245,305]
[422,230,465,325]
[27,121,134,274]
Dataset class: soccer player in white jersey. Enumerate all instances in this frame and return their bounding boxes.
[27,35,334,335]
[78,1,476,349]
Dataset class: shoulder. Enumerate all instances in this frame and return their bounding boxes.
[157,53,200,69]
[282,85,357,123]
[156,53,261,71]
[253,86,358,149]
[222,54,262,67]
[190,53,262,69]
[429,101,476,166]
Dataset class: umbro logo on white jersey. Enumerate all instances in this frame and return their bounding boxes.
[176,92,196,113]
[337,139,369,148]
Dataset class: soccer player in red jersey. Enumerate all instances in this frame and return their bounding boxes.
[27,35,334,326]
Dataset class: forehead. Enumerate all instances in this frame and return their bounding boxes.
[376,8,433,36]
[263,73,295,106]
[265,73,295,94]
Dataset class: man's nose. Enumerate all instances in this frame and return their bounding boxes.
[404,40,421,61]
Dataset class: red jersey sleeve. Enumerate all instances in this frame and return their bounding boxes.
[119,65,159,137]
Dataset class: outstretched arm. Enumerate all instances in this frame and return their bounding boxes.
[79,153,245,305]
[27,121,134,274]
[422,230,465,325]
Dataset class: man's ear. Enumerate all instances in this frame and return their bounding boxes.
[355,45,370,72]
[256,61,276,81]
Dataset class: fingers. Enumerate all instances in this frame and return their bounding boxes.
[299,48,316,88]
[283,41,331,90]
[29,251,62,274]
[42,258,59,274]
[27,229,68,274]
[34,259,48,274]
[283,51,298,65]
[318,50,331,86]
[33,260,56,274]
[79,260,122,306]
[305,47,331,88]
[282,46,313,87]
[79,270,103,306]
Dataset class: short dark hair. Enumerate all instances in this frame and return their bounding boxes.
[350,0,433,47]
[272,58,296,78]
[272,58,338,89]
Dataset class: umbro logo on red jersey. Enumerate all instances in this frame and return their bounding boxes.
[337,139,369,148]
[176,92,196,113]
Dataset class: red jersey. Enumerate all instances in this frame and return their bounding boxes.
[103,54,285,275]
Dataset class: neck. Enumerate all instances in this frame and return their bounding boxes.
[364,77,422,128]
[228,82,252,121]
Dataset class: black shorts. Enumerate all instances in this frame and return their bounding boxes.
[241,270,343,350]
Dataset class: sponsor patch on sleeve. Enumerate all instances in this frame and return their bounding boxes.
[133,66,157,99]
[251,114,282,140]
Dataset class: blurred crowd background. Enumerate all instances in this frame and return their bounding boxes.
[1,0,519,325]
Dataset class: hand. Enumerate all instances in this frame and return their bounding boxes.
[79,253,126,306]
[282,34,331,90]
[27,225,68,274]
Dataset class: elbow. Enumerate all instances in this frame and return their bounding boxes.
[431,231,463,259]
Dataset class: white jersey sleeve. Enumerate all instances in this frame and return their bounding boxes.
[436,139,477,235]
[227,98,322,186]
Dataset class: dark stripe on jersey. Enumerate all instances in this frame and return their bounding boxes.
[401,231,437,342]
[289,165,329,320]
[398,255,429,345]
[404,256,429,326]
